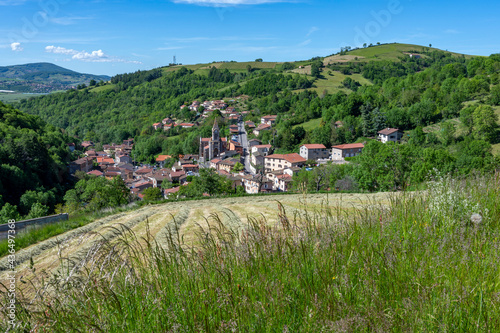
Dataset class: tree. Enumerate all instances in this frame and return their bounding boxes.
[311,62,321,78]
[0,203,21,222]
[473,105,498,143]
[26,203,49,219]
[459,105,475,135]
[255,58,263,62]
[233,162,244,172]
[143,187,163,201]
[439,122,456,146]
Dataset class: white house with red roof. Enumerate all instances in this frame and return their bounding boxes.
[299,144,329,161]
[377,128,403,143]
[264,153,306,172]
[331,143,364,160]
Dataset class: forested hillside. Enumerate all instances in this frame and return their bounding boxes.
[13,44,500,189]
[0,102,76,220]
[0,62,110,93]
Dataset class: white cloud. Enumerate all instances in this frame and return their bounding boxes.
[298,39,311,47]
[45,45,141,64]
[10,42,23,51]
[172,0,294,6]
[306,26,319,37]
[444,29,459,34]
[50,16,93,26]
[45,45,79,55]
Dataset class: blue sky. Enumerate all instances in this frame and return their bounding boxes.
[1,0,499,76]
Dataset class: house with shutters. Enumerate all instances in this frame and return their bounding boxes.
[331,143,364,161]
[378,128,403,143]
[264,153,306,172]
[299,144,329,161]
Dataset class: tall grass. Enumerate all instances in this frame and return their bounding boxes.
[0,203,138,258]
[3,173,500,332]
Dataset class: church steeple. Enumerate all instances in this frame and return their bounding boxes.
[212,119,220,141]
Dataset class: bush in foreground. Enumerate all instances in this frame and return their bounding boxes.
[3,174,500,332]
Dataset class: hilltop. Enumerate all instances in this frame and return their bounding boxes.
[0,62,110,96]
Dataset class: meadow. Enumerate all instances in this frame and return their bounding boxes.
[2,174,500,332]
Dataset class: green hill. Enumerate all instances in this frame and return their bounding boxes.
[0,62,110,95]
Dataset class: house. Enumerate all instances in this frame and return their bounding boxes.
[162,117,174,125]
[123,138,134,147]
[228,140,243,155]
[115,153,132,164]
[299,144,329,161]
[164,186,181,199]
[81,141,94,149]
[133,180,154,191]
[87,170,103,177]
[229,125,239,134]
[333,121,343,128]
[145,169,171,188]
[169,170,186,184]
[242,175,273,194]
[377,128,403,143]
[264,153,306,172]
[331,143,364,160]
[248,138,262,147]
[251,144,272,156]
[67,143,75,152]
[182,164,199,173]
[156,155,172,167]
[152,123,162,130]
[245,121,256,129]
[70,157,94,174]
[261,115,277,126]
[210,158,222,170]
[218,158,239,173]
[250,152,265,174]
[253,123,272,136]
[275,174,293,192]
[85,150,97,158]
[135,167,153,176]
[179,123,195,129]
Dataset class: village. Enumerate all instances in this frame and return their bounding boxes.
[69,98,404,200]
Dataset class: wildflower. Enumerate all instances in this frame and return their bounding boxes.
[470,213,482,226]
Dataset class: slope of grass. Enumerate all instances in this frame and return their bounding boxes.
[4,174,500,332]
[324,43,479,64]
[0,92,46,103]
[293,117,322,131]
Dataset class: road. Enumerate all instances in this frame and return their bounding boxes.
[237,119,254,174]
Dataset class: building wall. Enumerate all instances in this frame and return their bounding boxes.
[331,148,363,160]
[300,147,329,160]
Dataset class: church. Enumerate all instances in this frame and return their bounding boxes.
[199,120,227,162]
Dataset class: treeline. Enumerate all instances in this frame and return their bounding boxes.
[292,139,498,193]
[0,102,76,221]
[239,73,313,97]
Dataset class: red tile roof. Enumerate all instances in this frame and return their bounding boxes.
[156,155,172,162]
[378,128,400,135]
[87,170,103,176]
[332,143,365,150]
[266,153,306,164]
[302,144,326,149]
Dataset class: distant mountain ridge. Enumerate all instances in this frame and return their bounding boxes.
[0,62,110,93]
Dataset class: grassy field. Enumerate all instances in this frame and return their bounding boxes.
[345,43,477,62]
[89,84,116,93]
[0,92,46,103]
[3,175,500,331]
[294,71,373,95]
[293,117,322,131]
